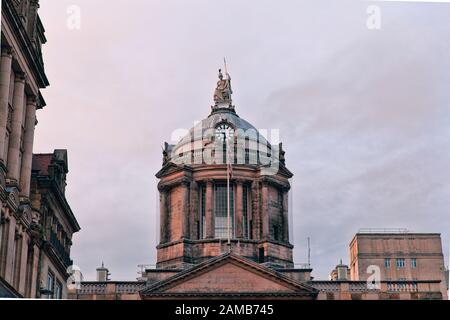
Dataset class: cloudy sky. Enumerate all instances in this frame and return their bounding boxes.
[36,0,450,280]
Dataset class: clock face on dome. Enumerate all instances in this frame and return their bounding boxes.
[215,123,234,142]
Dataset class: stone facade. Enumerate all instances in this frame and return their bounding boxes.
[313,280,443,300]
[349,231,447,299]
[70,72,447,301]
[0,0,80,298]
[156,72,294,270]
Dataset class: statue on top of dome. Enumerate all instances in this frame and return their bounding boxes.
[213,68,233,106]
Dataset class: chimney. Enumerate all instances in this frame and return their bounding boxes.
[330,259,350,281]
[96,262,110,282]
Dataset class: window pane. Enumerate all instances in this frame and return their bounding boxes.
[242,185,249,239]
[214,183,234,239]
[55,281,62,299]
[47,272,55,299]
[200,185,206,239]
[396,258,405,268]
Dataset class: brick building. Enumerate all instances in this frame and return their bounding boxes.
[0,0,79,298]
[348,230,447,299]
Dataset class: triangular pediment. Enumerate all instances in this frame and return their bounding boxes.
[141,253,317,299]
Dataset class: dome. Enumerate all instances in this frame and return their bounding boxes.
[171,108,271,165]
[166,68,276,166]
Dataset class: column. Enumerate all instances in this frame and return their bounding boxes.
[251,181,260,239]
[4,217,17,283]
[205,180,214,239]
[0,46,14,166]
[30,244,40,298]
[7,72,26,186]
[181,181,190,239]
[261,181,270,240]
[159,189,168,244]
[282,191,289,243]
[235,181,243,238]
[19,95,37,198]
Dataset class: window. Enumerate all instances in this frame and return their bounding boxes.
[214,183,234,239]
[199,185,206,239]
[0,219,10,274]
[411,258,417,269]
[47,271,55,299]
[384,258,391,268]
[396,258,405,268]
[54,281,63,300]
[25,247,34,298]
[273,226,279,241]
[242,185,250,239]
[13,234,23,288]
[258,248,265,263]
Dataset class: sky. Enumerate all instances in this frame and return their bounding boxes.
[36,0,450,281]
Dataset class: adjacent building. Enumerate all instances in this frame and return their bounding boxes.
[0,0,79,298]
[348,230,447,299]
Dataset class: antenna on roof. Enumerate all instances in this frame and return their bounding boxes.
[307,237,311,266]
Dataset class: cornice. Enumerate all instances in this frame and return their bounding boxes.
[2,0,49,88]
[34,176,81,232]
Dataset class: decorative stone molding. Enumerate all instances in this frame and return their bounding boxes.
[17,204,34,228]
[6,187,20,212]
[259,175,290,191]
[1,45,15,58]
[14,71,27,83]
[26,93,38,105]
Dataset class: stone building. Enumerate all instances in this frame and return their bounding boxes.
[329,260,351,281]
[155,70,294,270]
[0,0,79,298]
[70,69,318,300]
[30,150,80,298]
[70,70,447,301]
[348,230,447,299]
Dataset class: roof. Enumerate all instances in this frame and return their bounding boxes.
[171,108,271,164]
[140,253,317,299]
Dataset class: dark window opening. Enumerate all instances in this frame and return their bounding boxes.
[273,226,279,241]
[258,248,265,263]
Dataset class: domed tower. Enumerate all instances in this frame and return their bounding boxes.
[156,68,294,270]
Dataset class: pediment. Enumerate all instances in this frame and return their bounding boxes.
[141,253,317,298]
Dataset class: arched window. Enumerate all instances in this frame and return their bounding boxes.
[214,183,234,239]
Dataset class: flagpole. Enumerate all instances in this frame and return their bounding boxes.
[227,137,231,248]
